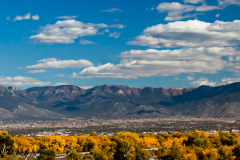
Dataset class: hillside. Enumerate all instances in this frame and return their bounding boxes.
[0,82,240,120]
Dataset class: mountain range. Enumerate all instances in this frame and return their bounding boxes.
[1,82,240,120]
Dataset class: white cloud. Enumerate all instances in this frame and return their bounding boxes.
[156,2,195,12]
[30,19,125,44]
[109,32,121,39]
[127,20,240,48]
[70,60,220,79]
[55,15,78,19]
[155,2,219,21]
[120,47,239,61]
[186,76,195,80]
[0,76,50,87]
[54,74,65,77]
[156,2,196,21]
[220,77,240,85]
[10,13,40,21]
[54,82,69,86]
[216,14,220,17]
[37,58,58,63]
[32,14,39,20]
[195,4,220,11]
[218,0,240,7]
[101,8,122,13]
[109,24,125,29]
[70,47,239,79]
[14,13,31,21]
[184,0,205,4]
[79,86,93,89]
[105,29,109,32]
[80,39,94,45]
[26,59,94,69]
[228,56,240,61]
[190,77,217,86]
[27,70,46,73]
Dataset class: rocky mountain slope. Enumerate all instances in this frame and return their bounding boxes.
[0,82,240,120]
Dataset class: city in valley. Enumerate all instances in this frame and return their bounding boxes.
[1,118,240,160]
[1,117,239,137]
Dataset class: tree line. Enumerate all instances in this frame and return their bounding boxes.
[1,130,240,159]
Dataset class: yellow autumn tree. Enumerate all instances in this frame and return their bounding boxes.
[14,135,32,154]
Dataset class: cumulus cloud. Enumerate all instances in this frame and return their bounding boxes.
[0,76,50,87]
[155,2,219,21]
[228,56,240,61]
[27,70,46,73]
[32,14,39,20]
[109,24,125,29]
[120,47,239,61]
[190,77,217,87]
[79,86,93,89]
[26,58,93,69]
[70,47,239,79]
[218,0,240,7]
[9,13,40,21]
[80,39,95,45]
[30,19,125,44]
[127,20,240,48]
[101,8,122,13]
[69,19,240,80]
[70,60,221,79]
[109,32,121,39]
[216,14,220,17]
[195,4,220,11]
[37,58,58,63]
[156,2,196,21]
[55,15,78,19]
[54,82,69,86]
[220,77,240,85]
[14,13,31,21]
[184,0,205,4]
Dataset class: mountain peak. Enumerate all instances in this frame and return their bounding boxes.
[0,82,239,120]
[7,86,19,91]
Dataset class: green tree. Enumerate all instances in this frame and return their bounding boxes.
[37,149,55,160]
[112,132,139,160]
[67,152,81,160]
[219,146,235,160]
[93,150,108,160]
[133,145,150,160]
[90,132,96,136]
[156,146,169,159]
[0,131,15,158]
[233,144,240,160]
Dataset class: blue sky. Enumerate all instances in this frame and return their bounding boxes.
[0,0,240,89]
